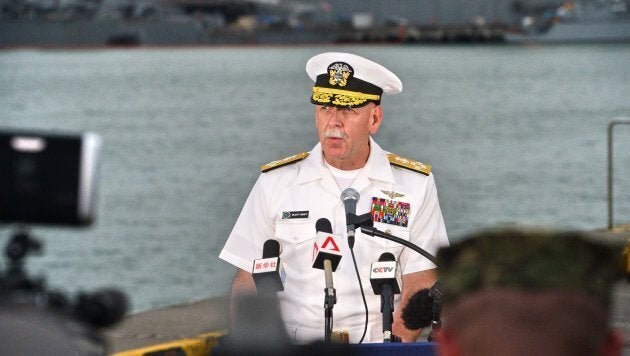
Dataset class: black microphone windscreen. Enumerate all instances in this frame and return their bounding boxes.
[402,289,434,330]
[379,252,396,262]
[75,288,128,328]
[262,239,280,258]
[315,218,332,234]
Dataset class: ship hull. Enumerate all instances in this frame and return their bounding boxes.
[505,21,630,44]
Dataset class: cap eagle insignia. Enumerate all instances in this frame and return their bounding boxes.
[328,62,352,87]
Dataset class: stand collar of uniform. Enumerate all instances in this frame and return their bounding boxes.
[296,136,395,186]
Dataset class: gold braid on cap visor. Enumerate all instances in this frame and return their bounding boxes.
[312,86,381,107]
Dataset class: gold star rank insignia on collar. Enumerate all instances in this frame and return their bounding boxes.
[381,190,405,199]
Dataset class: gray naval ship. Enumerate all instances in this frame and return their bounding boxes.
[505,0,630,43]
[0,0,342,47]
[0,0,510,47]
[1,0,629,47]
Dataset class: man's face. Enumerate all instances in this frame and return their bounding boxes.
[315,103,382,170]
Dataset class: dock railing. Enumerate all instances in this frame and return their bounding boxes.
[607,117,630,230]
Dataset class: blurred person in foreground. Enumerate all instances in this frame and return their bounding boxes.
[435,228,624,356]
[219,52,448,344]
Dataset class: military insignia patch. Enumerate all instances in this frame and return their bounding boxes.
[386,153,431,175]
[261,152,309,172]
[381,190,405,200]
[371,197,410,227]
[328,62,353,87]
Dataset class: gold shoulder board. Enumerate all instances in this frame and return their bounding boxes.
[387,153,431,176]
[261,152,310,173]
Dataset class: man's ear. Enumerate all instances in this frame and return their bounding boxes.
[368,105,383,134]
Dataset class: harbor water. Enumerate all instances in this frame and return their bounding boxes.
[1,44,629,313]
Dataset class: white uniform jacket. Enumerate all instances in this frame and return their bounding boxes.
[219,137,448,344]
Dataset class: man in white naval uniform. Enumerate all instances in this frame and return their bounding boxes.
[219,52,449,344]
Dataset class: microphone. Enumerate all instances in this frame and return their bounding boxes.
[252,239,285,295]
[401,280,444,330]
[361,226,438,265]
[74,288,128,328]
[428,279,444,304]
[312,218,342,272]
[312,217,342,343]
[340,188,360,248]
[370,252,401,342]
[370,252,401,295]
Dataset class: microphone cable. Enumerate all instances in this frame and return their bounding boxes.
[348,244,369,344]
[340,188,370,343]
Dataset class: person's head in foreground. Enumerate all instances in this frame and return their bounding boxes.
[436,228,624,356]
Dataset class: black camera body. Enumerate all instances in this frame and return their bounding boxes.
[0,128,101,226]
[0,128,127,355]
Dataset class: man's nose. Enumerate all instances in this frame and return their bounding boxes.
[328,108,343,125]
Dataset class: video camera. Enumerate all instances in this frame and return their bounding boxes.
[0,128,128,355]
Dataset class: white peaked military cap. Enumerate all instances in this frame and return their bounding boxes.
[306,52,403,108]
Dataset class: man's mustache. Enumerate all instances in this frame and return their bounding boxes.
[323,130,346,139]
